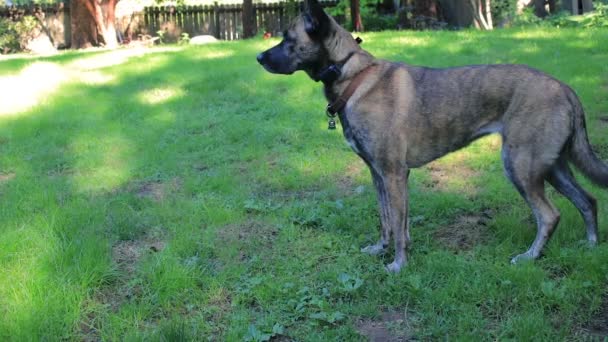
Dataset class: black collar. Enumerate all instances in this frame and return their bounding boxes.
[317,64,343,84]
[316,37,363,85]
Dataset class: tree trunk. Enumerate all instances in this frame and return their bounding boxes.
[350,0,364,32]
[242,0,255,38]
[483,0,492,28]
[534,0,548,17]
[101,0,118,48]
[380,0,396,14]
[397,0,412,28]
[413,0,439,17]
[71,0,99,48]
[70,0,118,49]
[547,0,556,13]
[469,0,492,30]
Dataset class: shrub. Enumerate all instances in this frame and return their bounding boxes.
[511,7,543,26]
[580,3,608,27]
[492,0,518,26]
[362,12,398,31]
[14,15,40,45]
[327,0,398,31]
[0,15,40,54]
[0,17,19,53]
[511,2,608,28]
[545,11,579,27]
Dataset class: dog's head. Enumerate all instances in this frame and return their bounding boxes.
[256,0,356,80]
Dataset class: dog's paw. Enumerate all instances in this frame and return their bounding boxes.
[361,243,386,255]
[576,239,597,249]
[384,260,404,273]
[510,251,534,265]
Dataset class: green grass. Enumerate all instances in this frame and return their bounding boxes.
[0,27,608,340]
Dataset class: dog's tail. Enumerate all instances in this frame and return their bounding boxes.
[568,90,608,187]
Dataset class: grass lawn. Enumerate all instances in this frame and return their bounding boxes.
[1,27,608,340]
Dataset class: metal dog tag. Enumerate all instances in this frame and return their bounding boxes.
[328,118,336,130]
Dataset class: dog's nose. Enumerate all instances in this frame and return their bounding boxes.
[256,53,264,64]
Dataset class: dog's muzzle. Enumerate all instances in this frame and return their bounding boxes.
[256,52,277,74]
[256,53,265,65]
[256,48,296,75]
[256,51,275,73]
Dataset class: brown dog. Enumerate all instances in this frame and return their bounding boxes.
[256,0,608,272]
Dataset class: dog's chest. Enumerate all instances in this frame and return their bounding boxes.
[339,113,371,162]
[344,128,361,154]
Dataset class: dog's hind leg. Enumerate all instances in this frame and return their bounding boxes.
[361,168,391,255]
[547,159,598,245]
[502,146,561,264]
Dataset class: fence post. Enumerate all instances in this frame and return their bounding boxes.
[213,1,220,39]
[242,0,255,38]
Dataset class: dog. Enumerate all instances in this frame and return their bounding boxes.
[256,0,608,272]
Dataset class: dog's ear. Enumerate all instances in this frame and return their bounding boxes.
[304,0,330,37]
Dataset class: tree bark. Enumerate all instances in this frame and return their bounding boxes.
[397,0,412,28]
[534,0,548,17]
[547,0,556,13]
[350,0,364,32]
[483,0,492,28]
[101,0,118,48]
[380,0,396,14]
[70,0,118,49]
[71,0,98,48]
[469,0,492,30]
[413,0,439,17]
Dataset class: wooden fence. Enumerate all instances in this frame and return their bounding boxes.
[1,1,340,48]
[0,4,70,48]
[142,1,340,41]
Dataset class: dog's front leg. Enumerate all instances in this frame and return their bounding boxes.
[383,169,410,272]
[361,168,391,255]
[364,167,410,272]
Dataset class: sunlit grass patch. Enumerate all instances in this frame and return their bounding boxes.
[138,87,186,105]
[0,62,66,116]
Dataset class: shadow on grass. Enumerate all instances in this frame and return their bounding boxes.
[0,28,607,340]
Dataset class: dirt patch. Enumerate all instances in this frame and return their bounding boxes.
[217,221,278,245]
[135,177,181,202]
[79,232,166,340]
[422,159,480,195]
[193,164,209,172]
[102,234,165,311]
[356,310,413,341]
[204,286,233,326]
[337,159,367,195]
[112,235,165,277]
[215,220,278,262]
[0,172,15,183]
[579,292,608,339]
[433,210,493,251]
[599,115,608,126]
